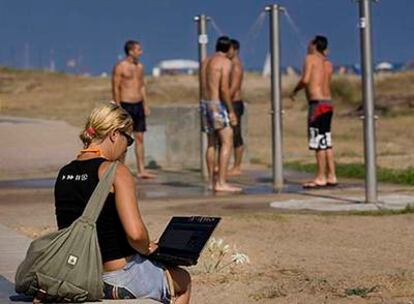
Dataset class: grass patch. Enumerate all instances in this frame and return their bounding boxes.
[250,285,286,300]
[286,161,414,186]
[345,286,378,297]
[250,157,266,165]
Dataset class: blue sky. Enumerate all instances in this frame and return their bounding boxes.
[0,0,412,74]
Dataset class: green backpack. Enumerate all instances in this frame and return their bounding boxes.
[15,161,118,302]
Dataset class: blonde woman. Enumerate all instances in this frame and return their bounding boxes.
[54,104,191,304]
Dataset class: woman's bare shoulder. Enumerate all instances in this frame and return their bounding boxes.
[98,161,133,180]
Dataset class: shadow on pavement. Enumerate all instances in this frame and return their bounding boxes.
[0,275,31,303]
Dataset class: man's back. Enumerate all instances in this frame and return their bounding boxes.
[205,54,231,101]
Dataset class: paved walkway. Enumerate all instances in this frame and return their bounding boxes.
[0,224,31,303]
[270,193,414,211]
[0,116,80,180]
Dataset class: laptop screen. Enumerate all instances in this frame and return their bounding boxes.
[158,216,221,255]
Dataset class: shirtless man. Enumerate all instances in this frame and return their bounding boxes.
[201,36,241,192]
[290,35,338,188]
[112,40,155,179]
[227,39,245,176]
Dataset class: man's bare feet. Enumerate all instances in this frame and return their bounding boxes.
[137,171,157,179]
[228,168,242,176]
[214,183,242,192]
[327,176,338,186]
[302,180,327,189]
[207,171,219,191]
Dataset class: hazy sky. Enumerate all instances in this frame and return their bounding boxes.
[0,0,412,74]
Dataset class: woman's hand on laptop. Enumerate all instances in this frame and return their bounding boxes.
[145,241,159,256]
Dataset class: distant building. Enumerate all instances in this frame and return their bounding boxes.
[375,61,394,73]
[152,59,199,77]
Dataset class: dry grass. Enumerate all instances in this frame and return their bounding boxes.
[1,67,414,170]
[0,68,111,126]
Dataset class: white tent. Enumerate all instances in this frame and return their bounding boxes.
[158,59,198,70]
[153,59,199,77]
[375,61,393,71]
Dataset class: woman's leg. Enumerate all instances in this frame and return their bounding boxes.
[167,267,191,304]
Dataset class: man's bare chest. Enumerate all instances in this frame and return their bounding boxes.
[122,65,142,80]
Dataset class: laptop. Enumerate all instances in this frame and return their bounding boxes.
[149,216,221,266]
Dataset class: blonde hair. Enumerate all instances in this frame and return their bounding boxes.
[80,103,133,148]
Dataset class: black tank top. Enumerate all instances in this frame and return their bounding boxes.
[54,158,136,263]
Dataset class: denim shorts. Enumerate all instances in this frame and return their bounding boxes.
[102,254,171,303]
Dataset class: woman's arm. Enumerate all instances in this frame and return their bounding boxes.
[100,162,150,255]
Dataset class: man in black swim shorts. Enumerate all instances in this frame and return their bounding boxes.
[227,39,245,176]
[112,40,156,179]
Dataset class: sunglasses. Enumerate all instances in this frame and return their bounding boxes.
[120,131,134,147]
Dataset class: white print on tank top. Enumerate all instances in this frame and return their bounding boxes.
[61,174,88,181]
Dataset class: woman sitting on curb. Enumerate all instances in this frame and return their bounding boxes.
[54,104,191,304]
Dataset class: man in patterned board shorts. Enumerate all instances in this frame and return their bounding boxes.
[290,35,338,189]
[200,36,242,192]
[200,100,231,134]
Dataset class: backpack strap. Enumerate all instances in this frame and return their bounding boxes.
[81,161,118,224]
